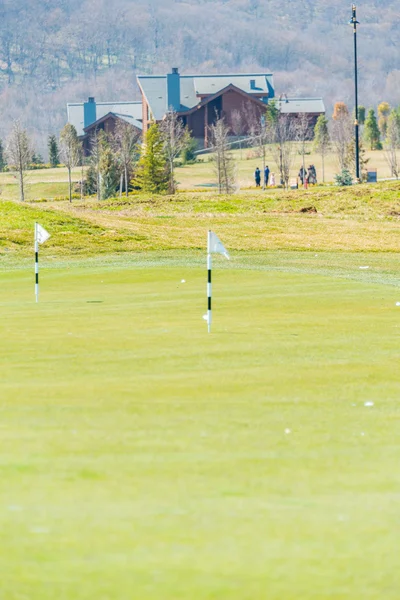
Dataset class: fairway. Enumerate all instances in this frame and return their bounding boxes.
[1,258,400,599]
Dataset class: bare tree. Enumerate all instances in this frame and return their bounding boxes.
[59,123,81,202]
[331,112,353,171]
[89,131,101,201]
[244,101,261,134]
[159,110,186,194]
[1,0,400,159]
[80,146,85,200]
[6,121,32,202]
[249,111,269,189]
[231,109,246,159]
[384,111,400,179]
[209,116,236,194]
[295,113,311,187]
[112,120,141,197]
[268,114,297,189]
[313,115,330,183]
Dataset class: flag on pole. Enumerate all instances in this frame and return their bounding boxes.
[35,223,50,303]
[208,231,230,259]
[36,223,50,245]
[206,230,229,333]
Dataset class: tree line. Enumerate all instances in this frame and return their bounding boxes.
[0,0,399,154]
[207,99,400,192]
[2,115,198,202]
[329,101,400,180]
[4,97,400,201]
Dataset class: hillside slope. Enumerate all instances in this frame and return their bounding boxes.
[0,0,398,152]
[2,183,400,262]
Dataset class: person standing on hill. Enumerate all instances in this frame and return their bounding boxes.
[299,165,307,185]
[254,167,261,187]
[308,164,317,184]
[264,165,270,187]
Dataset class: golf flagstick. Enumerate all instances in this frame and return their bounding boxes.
[35,223,39,303]
[206,230,229,333]
[207,230,212,333]
[34,222,51,303]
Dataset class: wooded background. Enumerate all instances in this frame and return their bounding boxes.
[0,0,397,153]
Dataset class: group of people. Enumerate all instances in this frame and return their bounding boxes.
[298,165,317,186]
[254,164,317,189]
[254,166,275,188]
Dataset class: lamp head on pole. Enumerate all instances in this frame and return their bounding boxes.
[349,4,360,26]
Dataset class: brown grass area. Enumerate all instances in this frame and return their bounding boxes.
[27,180,400,254]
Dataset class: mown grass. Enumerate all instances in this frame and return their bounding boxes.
[1,262,400,599]
[2,177,400,598]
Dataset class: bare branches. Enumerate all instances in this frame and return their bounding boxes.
[313,115,330,183]
[249,112,269,189]
[6,121,32,202]
[231,109,247,159]
[59,123,81,203]
[159,111,186,194]
[268,114,297,189]
[295,113,311,188]
[88,131,102,201]
[112,120,141,196]
[231,110,246,139]
[209,116,236,194]
[0,0,400,157]
[330,112,353,171]
[383,111,400,179]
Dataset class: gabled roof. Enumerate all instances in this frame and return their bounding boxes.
[137,73,274,120]
[177,84,268,117]
[277,97,325,114]
[67,101,142,136]
[82,111,142,134]
[194,75,271,95]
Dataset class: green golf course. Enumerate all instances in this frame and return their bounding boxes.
[1,254,400,599]
[1,186,400,598]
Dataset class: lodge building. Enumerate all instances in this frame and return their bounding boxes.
[67,68,325,152]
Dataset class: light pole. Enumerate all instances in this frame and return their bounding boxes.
[350,4,360,181]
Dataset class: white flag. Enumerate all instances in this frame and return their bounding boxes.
[36,224,50,245]
[208,231,229,259]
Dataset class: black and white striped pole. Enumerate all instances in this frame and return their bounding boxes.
[205,230,229,333]
[34,222,50,303]
[35,223,39,303]
[207,230,212,333]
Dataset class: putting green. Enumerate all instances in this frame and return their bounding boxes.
[1,260,400,599]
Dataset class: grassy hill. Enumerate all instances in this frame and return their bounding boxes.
[1,180,400,260]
